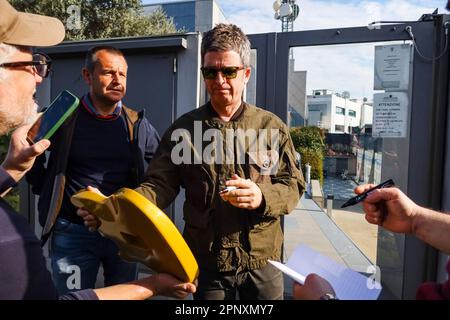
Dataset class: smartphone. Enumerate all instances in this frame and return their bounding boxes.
[27,90,79,144]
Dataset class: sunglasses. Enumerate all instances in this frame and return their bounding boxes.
[201,66,245,79]
[0,53,52,78]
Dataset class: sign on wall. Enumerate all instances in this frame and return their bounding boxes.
[374,44,412,91]
[373,92,408,138]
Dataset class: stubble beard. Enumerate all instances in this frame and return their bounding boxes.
[0,94,38,135]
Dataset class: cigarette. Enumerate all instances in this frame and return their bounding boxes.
[220,186,238,193]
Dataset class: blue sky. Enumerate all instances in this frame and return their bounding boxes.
[141,0,448,100]
[142,0,447,34]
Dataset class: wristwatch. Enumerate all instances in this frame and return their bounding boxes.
[319,293,339,300]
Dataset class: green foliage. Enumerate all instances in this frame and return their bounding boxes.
[4,188,20,211]
[0,135,20,211]
[9,0,181,41]
[299,147,324,185]
[290,126,325,185]
[290,126,325,153]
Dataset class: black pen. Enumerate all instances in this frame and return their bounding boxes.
[340,179,395,208]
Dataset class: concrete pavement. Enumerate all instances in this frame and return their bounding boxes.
[283,194,377,299]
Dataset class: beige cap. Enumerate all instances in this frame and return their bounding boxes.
[0,0,65,46]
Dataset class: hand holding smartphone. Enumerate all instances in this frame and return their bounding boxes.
[27,90,79,144]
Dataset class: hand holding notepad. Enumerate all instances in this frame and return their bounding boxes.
[269,245,382,300]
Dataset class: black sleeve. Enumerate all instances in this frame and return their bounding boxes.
[0,166,16,194]
[25,152,47,195]
[0,200,58,299]
[0,201,99,300]
[59,290,98,300]
[143,119,161,164]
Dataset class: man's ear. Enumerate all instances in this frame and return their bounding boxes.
[82,68,92,86]
[244,66,251,84]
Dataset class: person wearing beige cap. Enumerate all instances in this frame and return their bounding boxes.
[0,0,195,299]
[0,0,65,47]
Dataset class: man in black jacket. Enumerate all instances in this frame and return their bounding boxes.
[26,45,161,294]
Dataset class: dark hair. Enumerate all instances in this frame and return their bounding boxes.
[84,45,125,72]
[201,23,251,67]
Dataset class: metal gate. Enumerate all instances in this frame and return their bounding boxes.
[249,15,449,299]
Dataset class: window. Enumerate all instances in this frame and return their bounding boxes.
[309,103,327,112]
[335,125,345,132]
[349,110,356,117]
[336,107,345,115]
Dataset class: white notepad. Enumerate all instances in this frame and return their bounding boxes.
[269,244,382,300]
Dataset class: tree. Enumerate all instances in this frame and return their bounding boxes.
[290,126,325,153]
[290,126,326,185]
[9,0,181,41]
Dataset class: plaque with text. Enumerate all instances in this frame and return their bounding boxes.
[373,92,408,138]
[374,44,412,91]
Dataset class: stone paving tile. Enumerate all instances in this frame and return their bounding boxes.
[323,176,358,200]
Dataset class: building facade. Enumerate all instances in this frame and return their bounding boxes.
[307,89,373,134]
[143,0,227,33]
[288,59,308,127]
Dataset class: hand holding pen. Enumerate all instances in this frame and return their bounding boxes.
[354,181,418,233]
[341,179,395,208]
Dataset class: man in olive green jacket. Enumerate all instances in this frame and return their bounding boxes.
[81,23,305,300]
[137,23,304,300]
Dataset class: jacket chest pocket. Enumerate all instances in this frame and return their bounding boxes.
[247,150,280,184]
[181,164,213,212]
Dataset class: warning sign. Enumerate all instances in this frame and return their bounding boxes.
[373,92,408,138]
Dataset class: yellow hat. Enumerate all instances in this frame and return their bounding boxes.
[0,0,65,47]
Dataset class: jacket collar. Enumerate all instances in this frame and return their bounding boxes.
[206,101,246,122]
